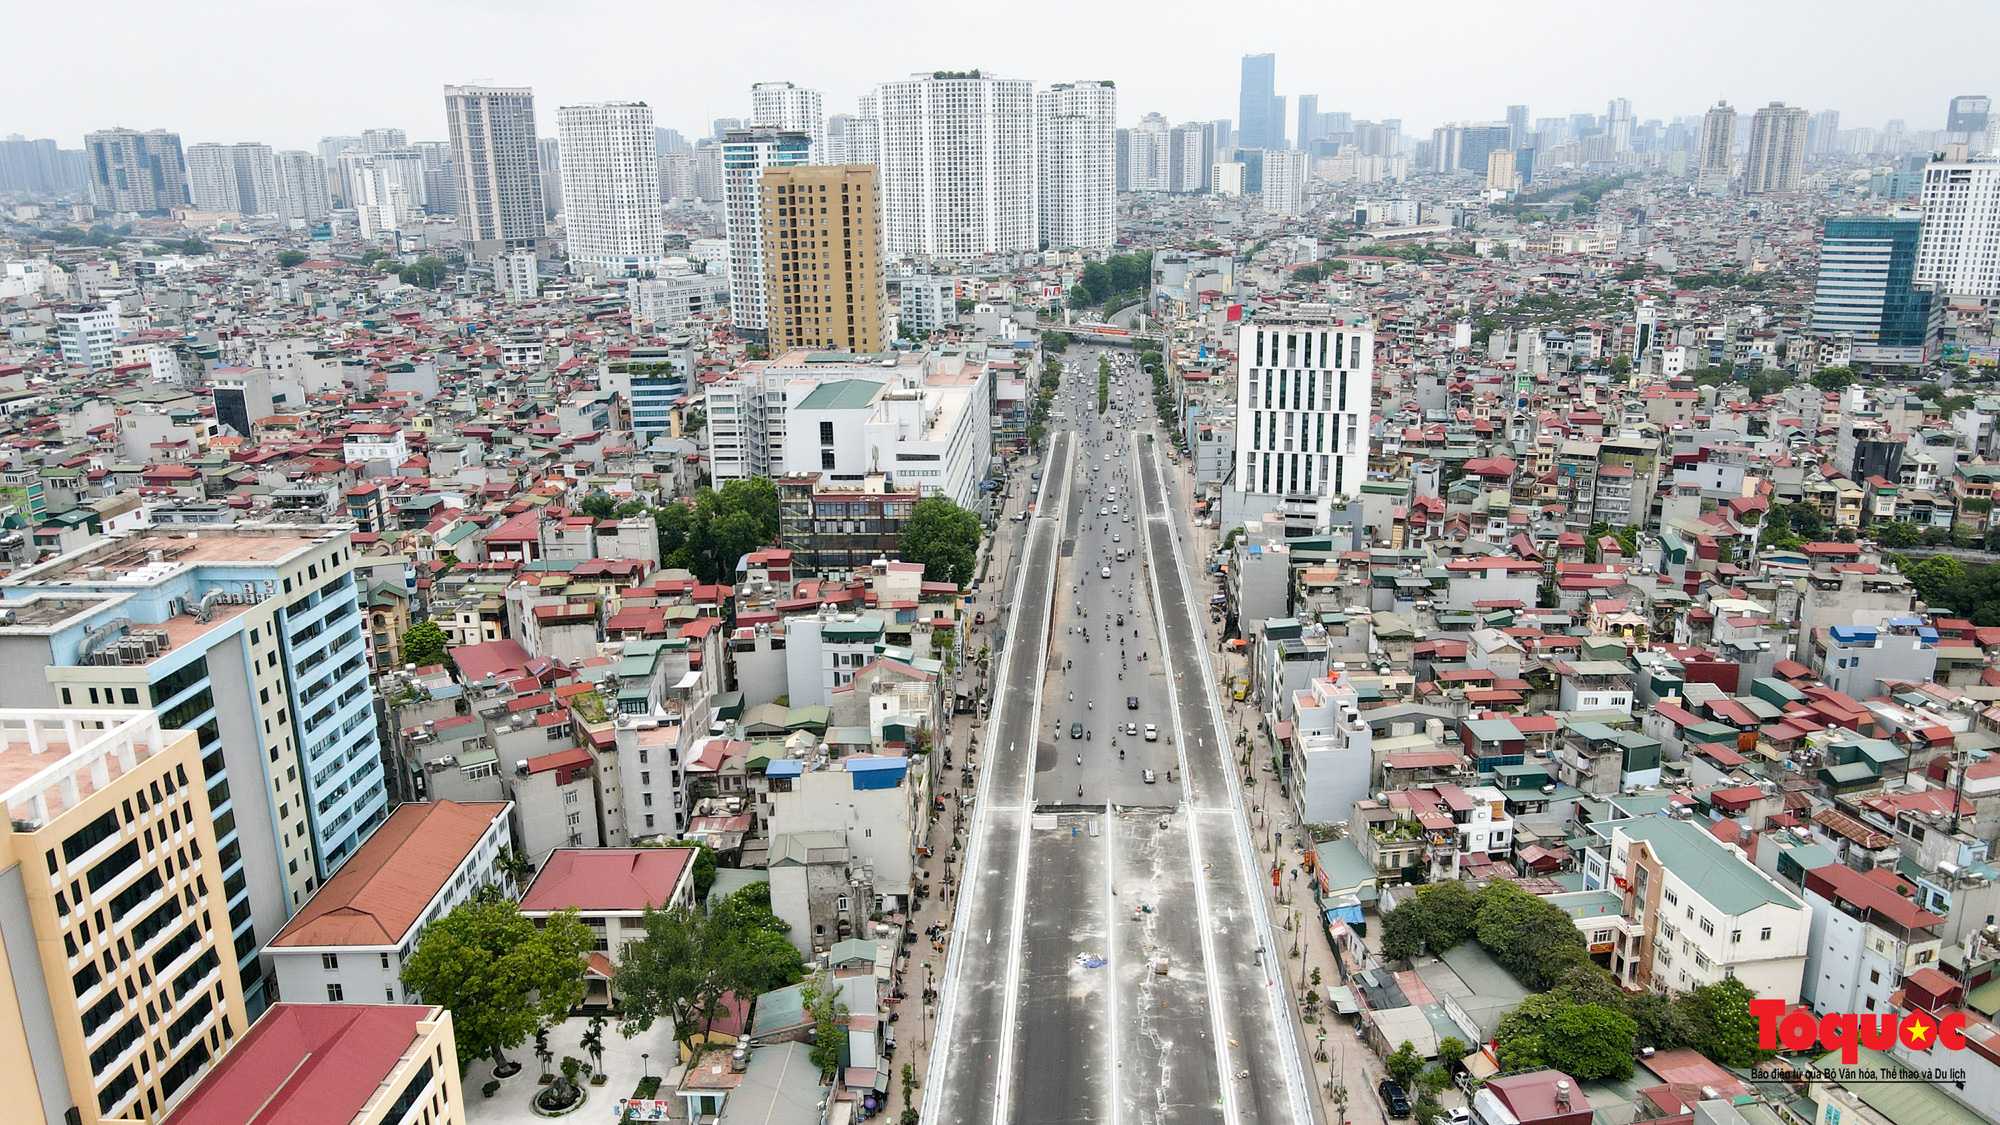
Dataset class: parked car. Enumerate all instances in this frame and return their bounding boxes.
[1379,1080,1411,1119]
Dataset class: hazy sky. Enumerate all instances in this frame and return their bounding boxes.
[10,0,1994,149]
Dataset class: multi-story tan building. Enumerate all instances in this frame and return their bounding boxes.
[0,708,247,1125]
[760,164,887,353]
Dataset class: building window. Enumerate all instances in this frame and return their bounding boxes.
[1760,927,1772,941]
[321,953,339,970]
[326,984,343,1002]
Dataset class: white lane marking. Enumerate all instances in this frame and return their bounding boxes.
[1105,800,1121,1125]
[1148,442,1319,1125]
[1135,430,1241,1125]
[925,430,1073,1121]
[994,429,1075,1125]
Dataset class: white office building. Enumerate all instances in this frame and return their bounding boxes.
[750,82,826,155]
[1916,160,2000,299]
[275,150,331,224]
[1222,307,1374,533]
[1036,81,1116,250]
[56,306,118,369]
[556,101,665,279]
[874,72,1037,259]
[721,127,811,332]
[1261,149,1309,216]
[185,142,281,214]
[781,376,992,508]
[496,250,539,300]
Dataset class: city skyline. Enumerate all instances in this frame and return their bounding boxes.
[7,0,1993,149]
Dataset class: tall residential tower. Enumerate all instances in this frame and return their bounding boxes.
[443,85,548,259]
[1744,102,1809,194]
[873,72,1038,259]
[556,101,665,279]
[722,128,812,332]
[1035,80,1117,250]
[760,164,887,352]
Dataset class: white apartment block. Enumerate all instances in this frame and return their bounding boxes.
[720,128,810,332]
[749,82,826,154]
[1223,308,1373,533]
[274,150,331,224]
[1591,818,1810,1002]
[57,306,118,369]
[185,142,280,214]
[1036,81,1116,250]
[705,349,949,485]
[781,375,992,508]
[556,101,666,279]
[1917,160,2000,298]
[1213,161,1246,197]
[874,73,1037,259]
[1261,149,1308,216]
[495,250,539,300]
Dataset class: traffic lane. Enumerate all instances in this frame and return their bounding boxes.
[927,803,1026,1124]
[1115,809,1225,1121]
[1137,443,1234,808]
[1195,810,1293,1125]
[1011,813,1112,1124]
[929,432,1071,1125]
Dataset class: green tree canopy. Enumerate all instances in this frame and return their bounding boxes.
[577,491,618,521]
[898,496,983,586]
[1683,978,1773,1068]
[401,620,449,668]
[400,893,594,1068]
[275,249,308,268]
[1474,881,1591,990]
[1540,1003,1638,1081]
[615,892,804,1051]
[1385,1040,1426,1089]
[397,256,449,288]
[1811,366,1856,393]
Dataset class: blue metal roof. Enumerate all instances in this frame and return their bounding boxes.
[766,759,803,778]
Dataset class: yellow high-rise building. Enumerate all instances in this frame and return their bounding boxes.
[760,164,888,353]
[0,709,246,1124]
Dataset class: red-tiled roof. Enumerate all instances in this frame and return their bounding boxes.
[269,801,509,947]
[161,1004,434,1125]
[519,847,695,913]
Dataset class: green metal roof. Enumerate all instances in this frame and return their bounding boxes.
[794,379,886,410]
[1613,817,1804,916]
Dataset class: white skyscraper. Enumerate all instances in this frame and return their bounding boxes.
[556,101,666,279]
[749,82,825,154]
[874,72,1037,259]
[1261,149,1309,216]
[184,142,280,214]
[1916,160,2000,298]
[720,128,811,332]
[1224,308,1373,533]
[1036,80,1116,250]
[274,150,331,224]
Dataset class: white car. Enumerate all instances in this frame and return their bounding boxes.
[1113,534,1120,543]
[1144,724,1158,741]
[1101,566,1112,579]
[1099,507,1109,516]
[1103,453,1111,462]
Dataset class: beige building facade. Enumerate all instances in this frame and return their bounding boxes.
[760,164,888,354]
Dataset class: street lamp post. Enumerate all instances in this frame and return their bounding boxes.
[641,1052,650,1080]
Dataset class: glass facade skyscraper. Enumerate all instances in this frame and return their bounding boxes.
[1812,216,1933,362]
[1237,54,1282,151]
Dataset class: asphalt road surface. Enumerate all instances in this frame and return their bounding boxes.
[926,348,1314,1125]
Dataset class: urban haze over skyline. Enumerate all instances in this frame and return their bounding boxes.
[7,0,1993,147]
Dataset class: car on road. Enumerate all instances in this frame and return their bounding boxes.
[1123,513,1131,522]
[1144,724,1158,741]
[1124,722,1138,736]
[1112,534,1120,543]
[1101,566,1111,578]
[1142,769,1156,784]
[1070,723,1084,740]
[1103,453,1111,461]
[1099,507,1108,516]
[1126,695,1139,709]
[1379,1081,1411,1119]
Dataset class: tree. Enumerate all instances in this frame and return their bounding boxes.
[898,497,983,586]
[1381,880,1482,961]
[1541,1003,1638,1081]
[402,621,450,669]
[1434,1037,1469,1073]
[577,491,618,521]
[1875,520,1923,549]
[1811,366,1856,393]
[1474,882,1589,990]
[397,256,449,288]
[1626,989,1702,1051]
[801,973,850,1080]
[1386,1040,1426,1090]
[614,904,729,1052]
[1684,978,1772,1068]
[400,892,593,1071]
[275,250,307,268]
[687,841,719,901]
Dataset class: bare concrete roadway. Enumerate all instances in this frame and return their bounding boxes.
[925,350,1315,1125]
